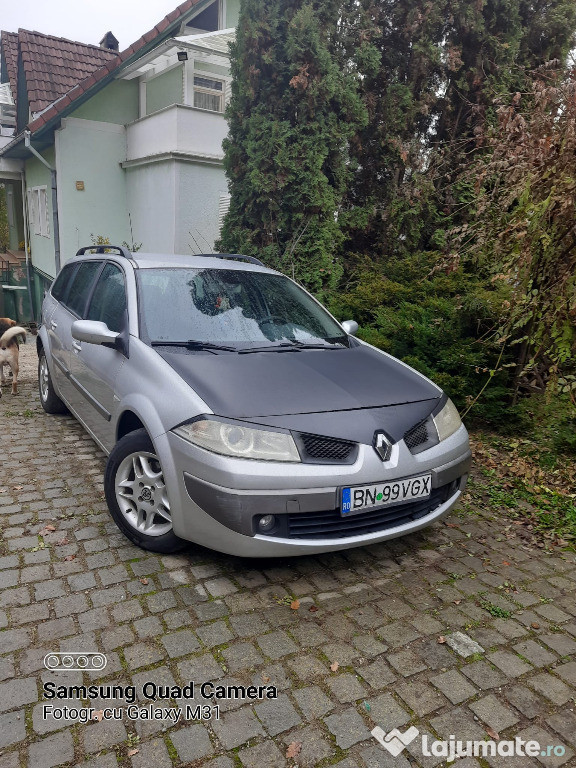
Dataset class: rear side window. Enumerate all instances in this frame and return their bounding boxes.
[65,261,102,317]
[51,263,77,303]
[86,263,127,333]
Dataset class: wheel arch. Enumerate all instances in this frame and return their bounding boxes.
[116,410,148,442]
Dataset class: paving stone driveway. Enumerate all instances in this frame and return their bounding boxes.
[1,343,575,768]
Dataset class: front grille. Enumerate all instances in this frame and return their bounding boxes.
[404,420,429,450]
[258,481,457,540]
[295,432,358,464]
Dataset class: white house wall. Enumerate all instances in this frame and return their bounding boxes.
[125,159,225,254]
[125,161,177,253]
[55,118,130,262]
[175,160,227,253]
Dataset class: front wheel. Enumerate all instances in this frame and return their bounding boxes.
[38,349,67,414]
[104,429,187,553]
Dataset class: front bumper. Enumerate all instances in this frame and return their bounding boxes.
[156,423,471,557]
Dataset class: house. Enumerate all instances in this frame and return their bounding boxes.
[0,0,238,321]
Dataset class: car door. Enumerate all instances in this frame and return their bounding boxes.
[49,261,103,404]
[43,263,78,396]
[68,261,128,449]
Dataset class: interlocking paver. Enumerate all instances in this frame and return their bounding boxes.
[0,710,26,748]
[254,693,301,735]
[324,708,371,749]
[28,729,74,768]
[527,672,573,705]
[293,684,334,719]
[469,693,519,732]
[170,724,213,761]
[212,707,264,749]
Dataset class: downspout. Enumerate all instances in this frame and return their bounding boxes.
[20,171,36,321]
[24,130,61,273]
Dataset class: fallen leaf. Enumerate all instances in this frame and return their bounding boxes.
[38,525,56,536]
[286,742,302,759]
[486,727,500,741]
[453,600,462,605]
[437,636,447,644]
[12,485,22,491]
[309,605,318,613]
[531,622,540,629]
[290,600,300,610]
[56,538,69,546]
[140,578,149,585]
[64,554,76,561]
[502,561,511,566]
[93,710,104,722]
[330,661,339,672]
[262,674,271,683]
[127,749,139,757]
[444,522,460,528]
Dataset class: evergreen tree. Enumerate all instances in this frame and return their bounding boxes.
[218,0,366,293]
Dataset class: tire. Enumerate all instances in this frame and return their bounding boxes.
[38,349,67,414]
[104,428,187,553]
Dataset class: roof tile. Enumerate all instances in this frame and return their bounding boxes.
[7,28,119,114]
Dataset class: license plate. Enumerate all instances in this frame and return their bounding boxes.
[341,474,432,516]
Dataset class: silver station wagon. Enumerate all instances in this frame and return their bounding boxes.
[38,247,471,556]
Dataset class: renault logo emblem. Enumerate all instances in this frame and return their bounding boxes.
[373,431,393,461]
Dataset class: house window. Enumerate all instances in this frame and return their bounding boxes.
[27,186,50,237]
[193,75,225,112]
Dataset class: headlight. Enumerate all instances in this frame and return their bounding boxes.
[433,398,462,442]
[173,419,301,462]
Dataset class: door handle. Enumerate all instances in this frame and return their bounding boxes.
[50,321,58,330]
[72,341,82,352]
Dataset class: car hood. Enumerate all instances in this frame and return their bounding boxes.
[158,344,441,439]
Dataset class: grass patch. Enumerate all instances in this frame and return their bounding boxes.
[479,601,512,619]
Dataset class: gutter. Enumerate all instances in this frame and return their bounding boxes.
[24,130,61,273]
[20,170,36,320]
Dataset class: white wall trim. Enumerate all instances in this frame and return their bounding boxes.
[59,117,126,135]
[122,151,224,168]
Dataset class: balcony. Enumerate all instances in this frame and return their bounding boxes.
[125,104,227,165]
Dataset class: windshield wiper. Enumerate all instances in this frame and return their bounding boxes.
[238,341,346,354]
[151,340,237,352]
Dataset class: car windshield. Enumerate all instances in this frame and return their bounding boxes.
[138,268,348,349]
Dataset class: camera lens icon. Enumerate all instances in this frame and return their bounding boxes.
[43,652,108,671]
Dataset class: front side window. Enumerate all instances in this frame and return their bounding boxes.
[51,263,77,303]
[138,267,347,348]
[65,261,102,318]
[86,263,127,333]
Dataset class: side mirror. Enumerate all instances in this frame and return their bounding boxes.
[72,320,120,348]
[341,320,359,336]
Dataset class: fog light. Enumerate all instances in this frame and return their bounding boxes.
[258,514,276,532]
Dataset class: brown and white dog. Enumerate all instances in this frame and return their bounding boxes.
[0,318,26,397]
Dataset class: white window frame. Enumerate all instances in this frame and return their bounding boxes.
[192,70,228,113]
[27,186,50,237]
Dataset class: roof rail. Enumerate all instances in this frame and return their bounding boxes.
[212,253,265,267]
[76,245,133,259]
